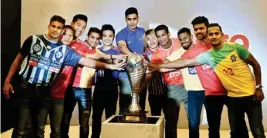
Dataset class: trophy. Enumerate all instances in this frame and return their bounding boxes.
[122,53,147,123]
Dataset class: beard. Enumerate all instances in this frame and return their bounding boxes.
[197,34,206,40]
[182,40,193,50]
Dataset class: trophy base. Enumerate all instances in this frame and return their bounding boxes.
[121,111,147,123]
[102,115,164,138]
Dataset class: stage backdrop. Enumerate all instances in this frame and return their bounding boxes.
[22,0,267,130]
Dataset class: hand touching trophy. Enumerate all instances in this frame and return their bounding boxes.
[122,53,147,123]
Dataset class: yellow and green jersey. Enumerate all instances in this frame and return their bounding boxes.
[196,42,255,97]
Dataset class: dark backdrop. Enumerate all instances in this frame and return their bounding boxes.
[1,0,22,132]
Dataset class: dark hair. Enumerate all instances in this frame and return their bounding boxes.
[191,16,209,27]
[87,27,101,37]
[208,23,223,32]
[72,14,88,23]
[50,15,65,25]
[62,25,77,40]
[177,27,191,36]
[101,24,115,36]
[154,24,169,34]
[125,7,138,18]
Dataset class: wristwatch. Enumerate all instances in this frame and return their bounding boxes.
[256,84,263,89]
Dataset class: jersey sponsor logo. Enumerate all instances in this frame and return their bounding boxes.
[188,67,197,75]
[49,66,60,73]
[200,64,215,75]
[37,63,49,70]
[39,56,50,65]
[202,64,212,70]
[167,70,181,79]
[29,53,41,62]
[29,60,38,67]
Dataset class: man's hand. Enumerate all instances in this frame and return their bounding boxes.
[112,54,128,62]
[148,63,161,73]
[3,80,14,100]
[254,89,264,102]
[113,54,128,65]
[108,58,127,70]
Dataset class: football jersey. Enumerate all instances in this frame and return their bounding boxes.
[197,42,255,97]
[19,35,81,86]
[151,39,184,86]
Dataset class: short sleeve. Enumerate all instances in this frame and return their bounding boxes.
[20,36,33,56]
[116,30,126,45]
[196,52,210,64]
[64,47,82,66]
[235,43,250,60]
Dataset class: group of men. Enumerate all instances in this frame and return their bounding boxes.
[2,6,265,138]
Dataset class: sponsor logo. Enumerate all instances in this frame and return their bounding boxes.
[29,60,38,67]
[167,70,181,79]
[202,64,212,70]
[188,67,197,75]
[49,66,60,73]
[37,63,49,70]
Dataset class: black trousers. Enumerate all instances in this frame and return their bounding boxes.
[226,95,265,138]
[91,85,118,138]
[37,98,64,138]
[205,95,226,138]
[148,94,165,116]
[12,80,51,138]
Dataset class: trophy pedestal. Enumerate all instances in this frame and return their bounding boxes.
[122,111,147,123]
[102,115,164,138]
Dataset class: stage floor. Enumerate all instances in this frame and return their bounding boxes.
[1,125,266,138]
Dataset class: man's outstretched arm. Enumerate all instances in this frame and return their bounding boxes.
[161,58,201,68]
[76,50,127,63]
[149,58,201,71]
[78,57,126,70]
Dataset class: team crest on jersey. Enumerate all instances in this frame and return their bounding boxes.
[33,44,42,52]
[230,54,237,62]
[55,51,63,60]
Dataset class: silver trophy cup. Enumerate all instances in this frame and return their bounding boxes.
[125,54,147,119]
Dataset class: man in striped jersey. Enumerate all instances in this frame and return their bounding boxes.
[2,15,125,138]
